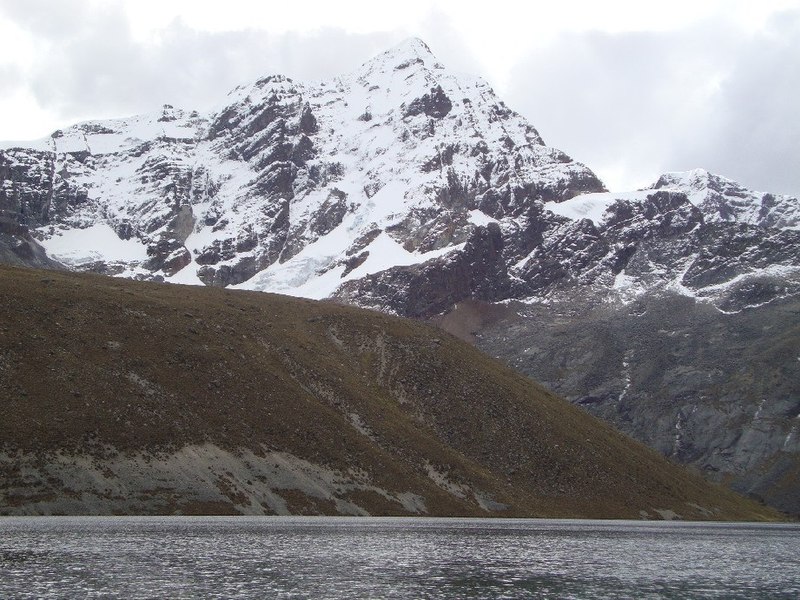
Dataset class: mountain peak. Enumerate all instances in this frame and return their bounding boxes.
[387,37,435,60]
[654,168,712,186]
[361,37,440,73]
[400,36,434,53]
[649,168,800,228]
[653,168,764,196]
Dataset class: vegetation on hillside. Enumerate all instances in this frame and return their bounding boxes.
[0,265,782,519]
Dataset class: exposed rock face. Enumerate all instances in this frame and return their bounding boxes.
[1,39,798,514]
[0,151,68,270]
[472,294,800,515]
[337,222,510,318]
[404,84,453,119]
[0,224,62,270]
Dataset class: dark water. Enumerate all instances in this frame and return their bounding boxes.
[0,517,798,599]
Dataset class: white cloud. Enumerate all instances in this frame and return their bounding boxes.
[0,2,401,128]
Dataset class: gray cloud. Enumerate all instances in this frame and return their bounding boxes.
[0,0,402,119]
[415,9,486,77]
[681,10,800,196]
[0,62,22,87]
[505,13,800,196]
[0,0,96,39]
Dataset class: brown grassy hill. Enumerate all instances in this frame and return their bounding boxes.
[0,265,782,519]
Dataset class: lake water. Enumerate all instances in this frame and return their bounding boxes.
[1,517,798,598]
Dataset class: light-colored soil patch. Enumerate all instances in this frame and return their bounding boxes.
[0,444,427,516]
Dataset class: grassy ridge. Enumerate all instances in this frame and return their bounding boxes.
[0,265,782,519]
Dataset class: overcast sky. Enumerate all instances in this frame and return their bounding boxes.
[1,0,798,196]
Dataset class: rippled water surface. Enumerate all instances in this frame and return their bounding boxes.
[1,517,798,598]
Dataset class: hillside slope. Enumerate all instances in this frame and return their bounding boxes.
[0,265,780,519]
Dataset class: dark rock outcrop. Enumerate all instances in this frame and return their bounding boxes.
[337,223,510,318]
[404,85,453,119]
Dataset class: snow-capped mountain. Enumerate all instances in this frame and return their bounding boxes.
[1,38,799,514]
[4,38,796,316]
[1,38,602,294]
